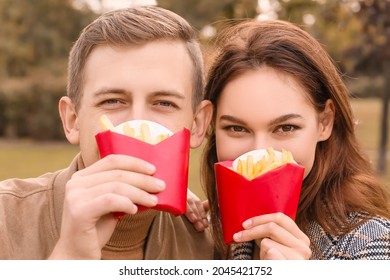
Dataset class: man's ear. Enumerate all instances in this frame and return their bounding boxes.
[190,100,213,148]
[59,96,80,145]
[318,99,335,142]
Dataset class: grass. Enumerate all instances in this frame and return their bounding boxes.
[0,98,389,198]
[0,139,79,179]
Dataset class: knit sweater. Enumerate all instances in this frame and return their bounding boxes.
[232,212,390,260]
[0,154,216,260]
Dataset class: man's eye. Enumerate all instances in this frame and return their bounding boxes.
[104,99,120,104]
[154,100,179,110]
[158,101,176,107]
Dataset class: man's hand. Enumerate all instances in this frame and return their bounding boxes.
[49,154,165,259]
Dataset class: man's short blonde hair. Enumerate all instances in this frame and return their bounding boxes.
[67,6,203,111]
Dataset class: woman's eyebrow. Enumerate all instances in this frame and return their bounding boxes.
[219,113,303,126]
[268,114,304,126]
[219,115,247,125]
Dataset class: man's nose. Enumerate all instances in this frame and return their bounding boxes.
[128,104,147,120]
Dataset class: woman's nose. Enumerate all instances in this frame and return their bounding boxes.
[253,135,270,151]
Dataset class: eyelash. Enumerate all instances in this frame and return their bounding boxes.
[223,125,248,134]
[274,124,300,134]
[222,124,300,135]
[98,99,178,109]
[154,100,179,111]
[156,100,177,108]
[103,99,120,104]
[99,99,125,107]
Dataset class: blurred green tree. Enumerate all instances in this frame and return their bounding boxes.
[356,0,390,175]
[270,0,389,175]
[0,0,96,77]
[0,0,96,139]
[157,0,258,32]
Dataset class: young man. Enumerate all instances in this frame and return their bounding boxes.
[0,6,214,259]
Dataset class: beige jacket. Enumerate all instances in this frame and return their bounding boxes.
[0,154,216,260]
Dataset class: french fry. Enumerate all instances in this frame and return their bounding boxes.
[282,149,294,163]
[241,159,248,179]
[266,147,275,166]
[247,155,254,180]
[141,123,152,143]
[237,159,243,174]
[123,123,135,137]
[254,157,266,176]
[98,115,172,145]
[154,133,170,144]
[99,114,115,130]
[233,148,295,179]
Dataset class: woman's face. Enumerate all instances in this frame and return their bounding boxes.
[215,67,334,178]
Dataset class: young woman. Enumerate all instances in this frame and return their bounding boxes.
[202,19,390,260]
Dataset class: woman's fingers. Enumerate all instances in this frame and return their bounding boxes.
[185,191,209,232]
[233,213,312,260]
[259,237,311,260]
[242,212,310,244]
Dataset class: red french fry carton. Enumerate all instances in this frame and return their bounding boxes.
[215,149,304,244]
[95,120,190,217]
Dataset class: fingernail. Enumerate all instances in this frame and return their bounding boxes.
[154,179,166,190]
[149,195,158,204]
[189,213,197,222]
[243,219,252,228]
[195,222,204,232]
[233,232,242,241]
[146,163,156,173]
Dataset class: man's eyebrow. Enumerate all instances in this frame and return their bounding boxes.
[151,90,186,100]
[92,88,186,99]
[93,88,128,97]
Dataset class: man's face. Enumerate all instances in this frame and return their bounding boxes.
[74,41,196,167]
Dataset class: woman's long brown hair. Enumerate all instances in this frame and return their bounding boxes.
[202,20,390,256]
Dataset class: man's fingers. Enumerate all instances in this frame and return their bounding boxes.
[69,169,166,194]
[76,154,156,176]
[79,182,160,208]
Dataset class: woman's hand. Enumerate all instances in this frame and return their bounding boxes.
[185,190,209,232]
[233,212,311,260]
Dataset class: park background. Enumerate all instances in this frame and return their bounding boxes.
[0,0,389,199]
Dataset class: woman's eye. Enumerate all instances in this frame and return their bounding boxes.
[224,125,247,133]
[275,125,298,134]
